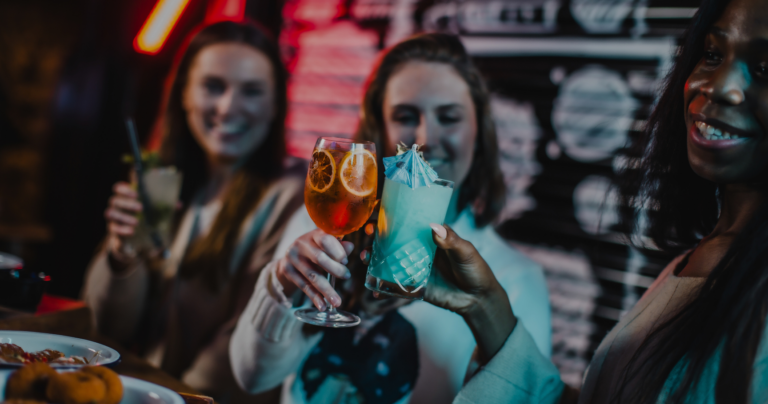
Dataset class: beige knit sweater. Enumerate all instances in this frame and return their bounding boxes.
[82,173,304,401]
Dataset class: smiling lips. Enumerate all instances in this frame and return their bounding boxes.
[207,120,249,138]
[689,119,753,150]
[694,121,746,140]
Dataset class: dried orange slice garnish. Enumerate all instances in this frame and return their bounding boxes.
[308,149,335,193]
[340,149,377,197]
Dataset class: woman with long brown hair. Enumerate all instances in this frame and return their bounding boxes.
[228,33,551,404]
[82,20,304,400]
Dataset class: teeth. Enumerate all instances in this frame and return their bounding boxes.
[694,121,744,141]
[220,123,247,133]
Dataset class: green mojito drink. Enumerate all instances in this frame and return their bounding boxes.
[127,167,182,255]
[365,177,454,300]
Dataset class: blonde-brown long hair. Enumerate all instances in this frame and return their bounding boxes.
[157,20,287,291]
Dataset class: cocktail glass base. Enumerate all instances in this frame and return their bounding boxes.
[364,274,426,301]
[294,308,361,328]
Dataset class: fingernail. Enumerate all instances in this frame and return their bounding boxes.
[360,250,369,262]
[430,223,447,239]
[330,296,340,306]
[341,257,348,265]
[318,302,327,311]
[345,270,351,279]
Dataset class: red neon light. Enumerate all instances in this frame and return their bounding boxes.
[205,0,246,23]
[134,0,191,55]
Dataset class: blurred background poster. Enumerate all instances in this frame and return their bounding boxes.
[0,0,698,386]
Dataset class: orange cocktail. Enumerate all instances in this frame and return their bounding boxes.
[305,141,377,237]
[296,137,377,328]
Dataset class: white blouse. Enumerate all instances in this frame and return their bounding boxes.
[229,206,552,404]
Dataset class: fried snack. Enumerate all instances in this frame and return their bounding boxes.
[46,371,106,404]
[5,362,57,400]
[80,366,123,404]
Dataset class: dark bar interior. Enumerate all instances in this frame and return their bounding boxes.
[3,0,767,402]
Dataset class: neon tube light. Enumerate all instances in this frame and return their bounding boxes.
[134,0,191,55]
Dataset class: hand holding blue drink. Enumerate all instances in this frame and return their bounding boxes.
[362,205,517,363]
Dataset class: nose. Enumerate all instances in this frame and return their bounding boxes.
[701,60,747,106]
[413,115,440,151]
[414,115,428,146]
[216,88,238,116]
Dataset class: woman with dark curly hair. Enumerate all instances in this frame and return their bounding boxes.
[229,33,551,404]
[406,0,768,402]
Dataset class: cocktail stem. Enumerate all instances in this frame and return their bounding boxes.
[325,273,338,314]
[323,235,344,314]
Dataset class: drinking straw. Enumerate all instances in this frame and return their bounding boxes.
[126,118,164,250]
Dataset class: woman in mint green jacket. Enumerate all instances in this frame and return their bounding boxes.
[407,0,768,402]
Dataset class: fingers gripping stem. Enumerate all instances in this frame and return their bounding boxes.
[326,272,337,314]
[323,235,346,314]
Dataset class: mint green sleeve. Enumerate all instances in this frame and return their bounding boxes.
[453,323,565,404]
[751,353,768,403]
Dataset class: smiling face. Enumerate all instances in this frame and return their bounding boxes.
[684,0,768,184]
[383,61,478,185]
[183,43,275,165]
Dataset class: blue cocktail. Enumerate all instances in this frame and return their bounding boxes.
[365,177,454,300]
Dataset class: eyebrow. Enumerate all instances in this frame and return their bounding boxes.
[436,103,465,109]
[241,80,266,86]
[202,75,266,85]
[709,26,728,39]
[391,103,465,109]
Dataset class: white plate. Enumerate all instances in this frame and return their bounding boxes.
[115,376,185,404]
[0,331,120,368]
[0,369,185,404]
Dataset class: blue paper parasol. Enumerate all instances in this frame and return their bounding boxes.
[383,143,439,189]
